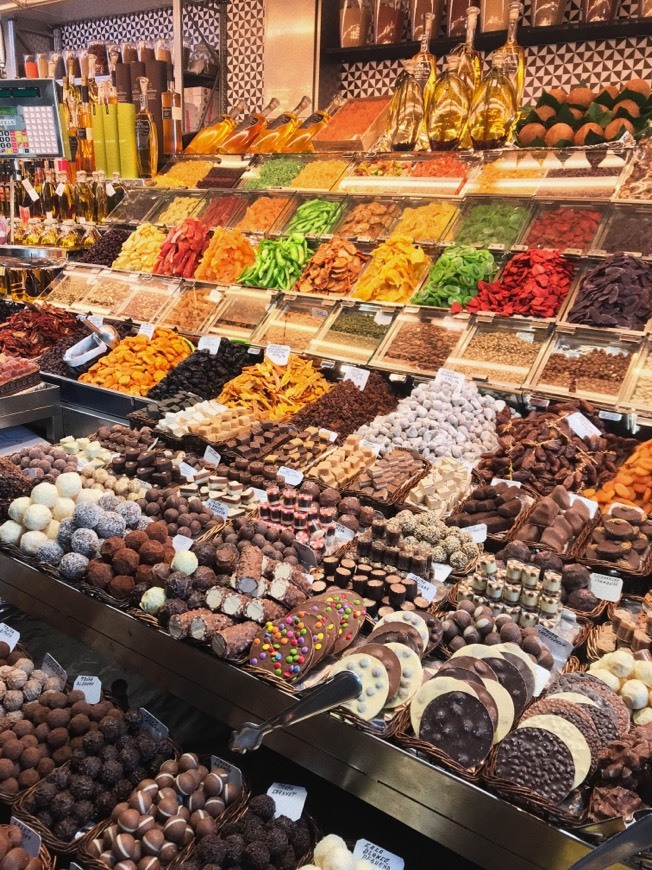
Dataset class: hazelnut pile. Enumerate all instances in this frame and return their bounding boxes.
[86,752,242,868]
[23,708,175,842]
[80,465,146,502]
[0,651,64,725]
[8,444,79,482]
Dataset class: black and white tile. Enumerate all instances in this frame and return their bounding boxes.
[226,0,266,112]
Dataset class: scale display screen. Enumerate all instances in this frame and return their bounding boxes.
[0,80,63,158]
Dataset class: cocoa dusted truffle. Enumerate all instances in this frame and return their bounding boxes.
[54,817,79,841]
[198,834,228,865]
[83,730,105,755]
[70,774,95,800]
[51,791,74,818]
[80,756,103,780]
[112,548,140,576]
[242,841,270,870]
[248,794,276,822]
[100,759,124,786]
[265,826,289,858]
[225,833,246,865]
[72,799,95,825]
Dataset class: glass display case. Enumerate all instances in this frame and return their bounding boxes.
[159,284,223,335]
[533,148,630,201]
[105,189,161,225]
[520,201,607,254]
[465,151,548,196]
[75,269,137,315]
[333,196,402,242]
[370,308,468,376]
[620,336,652,413]
[272,194,348,239]
[147,192,207,228]
[114,276,180,324]
[594,204,652,257]
[45,265,101,309]
[337,154,477,196]
[194,193,248,229]
[239,154,351,193]
[308,301,397,363]
[445,196,532,250]
[390,198,461,245]
[233,193,296,235]
[250,297,335,351]
[205,287,274,340]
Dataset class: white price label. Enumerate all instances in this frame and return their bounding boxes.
[566,411,601,440]
[465,523,488,543]
[42,653,67,684]
[73,675,102,704]
[353,840,404,870]
[211,755,243,790]
[589,572,623,602]
[491,477,522,489]
[599,410,622,422]
[295,540,318,568]
[432,563,452,582]
[434,368,465,391]
[206,499,229,520]
[406,572,437,603]
[87,314,104,329]
[360,439,382,456]
[374,311,393,326]
[173,534,194,552]
[22,178,39,202]
[204,446,222,466]
[266,344,290,366]
[208,289,221,303]
[10,818,40,857]
[252,488,268,502]
[516,331,535,343]
[198,335,221,355]
[532,664,552,697]
[267,783,307,821]
[320,428,338,442]
[0,624,19,651]
[278,467,303,486]
[138,323,155,340]
[106,182,115,197]
[178,461,195,479]
[536,625,573,669]
[342,366,370,391]
[334,522,355,543]
[568,492,598,518]
[140,707,169,740]
[55,182,66,197]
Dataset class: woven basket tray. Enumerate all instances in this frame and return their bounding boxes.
[79,581,132,611]
[507,499,601,563]
[447,485,536,545]
[343,451,431,512]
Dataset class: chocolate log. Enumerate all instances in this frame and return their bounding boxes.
[168,610,196,639]
[222,591,253,618]
[245,597,287,625]
[212,621,260,659]
[235,544,264,594]
[189,611,233,642]
[269,578,307,609]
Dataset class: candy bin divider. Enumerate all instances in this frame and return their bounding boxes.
[267,191,350,240]
[148,190,208,228]
[156,280,224,338]
[305,298,398,365]
[113,275,182,325]
[517,199,610,256]
[328,193,407,244]
[202,286,277,341]
[104,189,162,226]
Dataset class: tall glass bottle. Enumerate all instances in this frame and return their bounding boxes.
[107,172,126,213]
[492,1,525,108]
[219,98,280,154]
[135,76,158,178]
[41,169,56,219]
[468,53,517,148]
[94,170,108,223]
[55,171,76,220]
[427,55,470,149]
[75,171,94,222]
[386,60,424,151]
[77,80,96,173]
[162,76,183,157]
[249,96,312,153]
[185,100,245,154]
[411,12,437,149]
[451,6,482,96]
[282,96,345,153]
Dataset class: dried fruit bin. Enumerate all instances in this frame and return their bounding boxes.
[533,147,630,200]
[388,197,462,246]
[518,200,608,255]
[443,196,533,251]
[369,307,469,377]
[269,193,348,240]
[204,286,275,340]
[105,188,161,225]
[307,300,397,364]
[250,295,336,352]
[592,203,652,257]
[331,195,405,243]
[113,276,181,324]
[194,191,249,229]
[45,265,102,308]
[617,335,652,414]
[147,191,207,228]
[466,149,549,197]
[446,315,553,391]
[526,325,643,406]
[239,154,352,193]
[337,153,476,197]
[153,155,220,189]
[158,283,223,335]
[74,269,137,315]
[232,192,297,235]
[312,95,392,152]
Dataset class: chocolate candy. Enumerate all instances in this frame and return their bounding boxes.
[420,691,494,768]
[350,448,424,503]
[567,254,652,330]
[494,726,576,802]
[147,343,250,403]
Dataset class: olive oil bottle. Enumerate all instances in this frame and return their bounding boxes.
[468,53,517,148]
[428,54,471,149]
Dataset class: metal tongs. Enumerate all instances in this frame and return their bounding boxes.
[229,670,362,754]
[569,813,652,870]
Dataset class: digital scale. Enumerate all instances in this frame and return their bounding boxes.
[0,79,63,159]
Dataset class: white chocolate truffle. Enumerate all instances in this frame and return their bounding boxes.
[75,488,102,504]
[14,659,33,676]
[605,649,635,679]
[322,849,355,870]
[51,497,76,521]
[0,520,23,546]
[30,482,59,508]
[314,835,349,866]
[621,679,648,710]
[634,707,652,726]
[8,497,31,523]
[633,660,652,687]
[55,472,82,499]
[22,504,52,531]
[171,550,198,575]
[589,668,621,692]
[45,519,60,541]
[19,530,49,556]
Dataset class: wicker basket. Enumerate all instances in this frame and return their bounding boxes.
[447,486,536,545]
[506,499,601,563]
[79,581,131,611]
[343,450,431,512]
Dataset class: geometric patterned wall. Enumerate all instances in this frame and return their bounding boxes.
[226,0,265,112]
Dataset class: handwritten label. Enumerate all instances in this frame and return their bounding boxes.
[106,182,115,198]
[434,368,465,391]
[333,523,355,543]
[252,488,268,503]
[342,366,370,391]
[211,755,243,790]
[266,344,290,366]
[203,446,222,466]
[532,664,551,698]
[73,675,102,704]
[374,311,393,326]
[267,783,307,821]
[320,428,338,442]
[360,439,382,456]
[353,840,404,870]
[21,178,39,202]
[529,396,550,408]
[599,409,622,422]
[536,625,573,669]
[87,314,104,329]
[42,653,67,684]
[0,623,19,651]
[55,182,66,197]
[491,477,522,489]
[278,467,303,486]
[406,572,437,603]
[566,411,601,440]
[140,708,169,740]
[138,323,155,340]
[432,563,452,582]
[590,572,623,602]
[179,461,195,479]
[173,534,194,552]
[466,523,488,543]
[198,335,221,355]
[206,500,229,520]
[10,818,40,857]
[209,289,221,303]
[295,541,318,568]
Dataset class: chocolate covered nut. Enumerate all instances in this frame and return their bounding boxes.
[494,727,576,802]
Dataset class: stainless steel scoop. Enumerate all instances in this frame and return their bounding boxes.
[569,812,652,870]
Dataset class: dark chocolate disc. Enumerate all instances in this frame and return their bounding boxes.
[368,622,423,657]
[494,727,575,803]
[522,698,601,775]
[501,651,535,703]
[549,674,629,737]
[484,657,529,719]
[438,657,498,682]
[419,691,494,769]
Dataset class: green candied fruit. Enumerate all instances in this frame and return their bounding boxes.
[412,245,497,308]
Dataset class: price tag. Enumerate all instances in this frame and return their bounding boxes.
[333,523,355,543]
[353,840,404,870]
[406,572,437,603]
[106,182,116,197]
[491,477,522,489]
[42,653,67,684]
[140,708,169,740]
[295,541,318,568]
[138,323,155,340]
[374,311,393,326]
[465,523,488,543]
[204,446,222,466]
[434,368,465,391]
[252,488,268,502]
[568,492,598,518]
[208,289,221,303]
[566,411,601,440]
[536,625,573,670]
[21,178,39,202]
[590,572,623,602]
[10,818,40,857]
[266,344,290,366]
[516,331,535,343]
[173,534,194,552]
[179,461,195,479]
[0,623,19,651]
[342,366,370,391]
[432,563,452,582]
[87,314,104,329]
[528,396,550,408]
[599,409,622,422]
[198,335,221,355]
[278,467,303,486]
[360,439,382,456]
[267,783,307,821]
[73,675,102,704]
[320,428,338,442]
[532,664,552,697]
[211,755,243,790]
[55,182,66,197]
[206,499,229,520]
